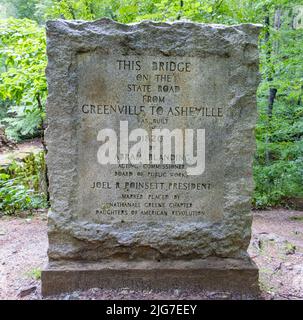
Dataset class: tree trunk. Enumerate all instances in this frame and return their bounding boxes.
[177,1,184,20]
[264,8,280,164]
[267,88,277,118]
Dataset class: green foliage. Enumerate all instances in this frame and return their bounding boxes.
[0,18,46,141]
[0,152,48,214]
[253,2,303,207]
[289,215,303,221]
[26,268,41,280]
[254,97,303,208]
[2,105,44,141]
[44,0,121,21]
[0,0,51,23]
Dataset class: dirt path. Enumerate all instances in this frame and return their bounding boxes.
[0,209,302,300]
[0,212,47,299]
[0,138,43,167]
[249,209,303,300]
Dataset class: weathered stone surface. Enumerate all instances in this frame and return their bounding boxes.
[42,258,260,296]
[45,19,261,263]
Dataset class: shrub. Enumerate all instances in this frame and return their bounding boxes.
[0,151,48,214]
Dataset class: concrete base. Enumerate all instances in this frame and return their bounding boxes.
[41,258,260,297]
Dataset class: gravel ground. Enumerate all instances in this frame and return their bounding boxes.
[0,138,43,167]
[0,209,303,300]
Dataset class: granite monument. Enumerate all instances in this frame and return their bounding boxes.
[42,18,261,296]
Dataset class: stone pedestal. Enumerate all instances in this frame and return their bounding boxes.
[42,258,259,296]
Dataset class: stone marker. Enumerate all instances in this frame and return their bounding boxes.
[42,18,262,296]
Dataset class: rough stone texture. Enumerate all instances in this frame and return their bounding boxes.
[44,19,261,268]
[42,258,260,296]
